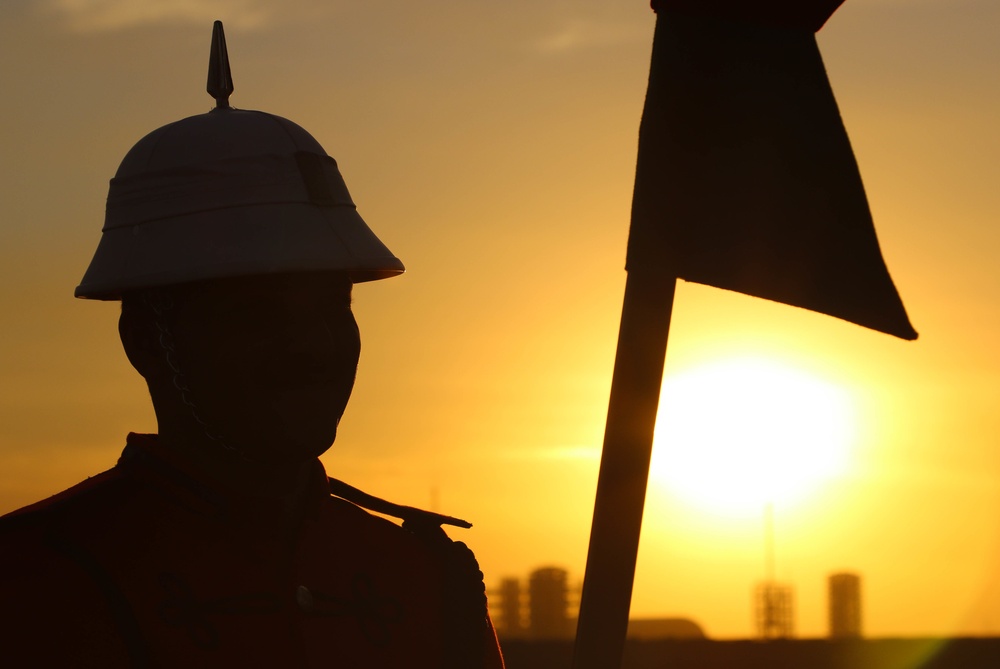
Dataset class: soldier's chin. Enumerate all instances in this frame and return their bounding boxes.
[260,426,336,464]
[295,430,336,460]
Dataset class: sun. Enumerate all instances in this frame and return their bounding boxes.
[649,356,857,517]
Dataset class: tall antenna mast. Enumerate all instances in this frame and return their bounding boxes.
[764,501,776,582]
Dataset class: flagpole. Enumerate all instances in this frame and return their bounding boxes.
[571,269,676,669]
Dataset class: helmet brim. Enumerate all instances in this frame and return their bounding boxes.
[75,202,404,300]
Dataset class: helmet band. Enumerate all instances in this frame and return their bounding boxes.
[105,151,354,231]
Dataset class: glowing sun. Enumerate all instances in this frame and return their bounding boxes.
[649,356,857,517]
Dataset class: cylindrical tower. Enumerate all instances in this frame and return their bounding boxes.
[828,572,862,638]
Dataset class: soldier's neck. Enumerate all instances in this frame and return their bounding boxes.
[155,420,316,509]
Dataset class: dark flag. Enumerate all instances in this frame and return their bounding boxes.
[629,0,917,339]
[572,3,917,668]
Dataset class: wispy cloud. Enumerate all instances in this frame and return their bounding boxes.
[499,445,601,461]
[531,18,648,55]
[41,0,272,32]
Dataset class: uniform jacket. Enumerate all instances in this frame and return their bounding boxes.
[0,434,504,668]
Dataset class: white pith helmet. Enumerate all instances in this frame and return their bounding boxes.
[76,21,404,300]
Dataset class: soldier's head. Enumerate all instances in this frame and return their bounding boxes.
[117,272,361,465]
[78,23,402,467]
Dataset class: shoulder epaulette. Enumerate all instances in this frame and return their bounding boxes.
[326,477,472,532]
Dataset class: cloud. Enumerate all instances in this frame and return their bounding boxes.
[498,445,601,462]
[41,0,272,32]
[531,18,648,55]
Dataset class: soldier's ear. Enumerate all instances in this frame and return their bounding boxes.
[119,304,165,382]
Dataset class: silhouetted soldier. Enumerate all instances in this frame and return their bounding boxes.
[0,23,504,668]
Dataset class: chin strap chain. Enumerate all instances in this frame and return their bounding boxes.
[143,290,251,462]
[327,477,490,669]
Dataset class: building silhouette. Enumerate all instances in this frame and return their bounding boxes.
[528,566,572,639]
[493,567,704,642]
[626,618,706,640]
[754,581,795,639]
[496,577,524,638]
[828,572,862,638]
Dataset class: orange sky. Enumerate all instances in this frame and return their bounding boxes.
[2,0,999,640]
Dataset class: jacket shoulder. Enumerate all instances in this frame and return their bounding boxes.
[0,467,130,534]
[0,469,134,664]
[325,478,503,668]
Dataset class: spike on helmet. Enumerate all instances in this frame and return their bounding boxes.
[76,21,404,300]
